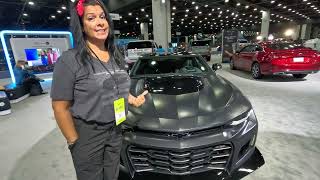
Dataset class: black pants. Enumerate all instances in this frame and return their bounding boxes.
[23,78,43,95]
[69,120,122,180]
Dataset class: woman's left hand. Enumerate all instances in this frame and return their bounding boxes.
[128,91,148,107]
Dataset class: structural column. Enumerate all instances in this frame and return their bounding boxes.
[260,10,270,40]
[152,0,171,49]
[140,23,149,40]
[293,25,301,40]
[301,23,312,40]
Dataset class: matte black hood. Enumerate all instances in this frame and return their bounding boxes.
[127,75,252,132]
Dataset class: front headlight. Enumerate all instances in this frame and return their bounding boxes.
[224,109,257,137]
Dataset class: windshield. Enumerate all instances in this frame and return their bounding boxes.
[127,41,153,49]
[132,56,209,76]
[267,43,305,50]
[192,41,211,46]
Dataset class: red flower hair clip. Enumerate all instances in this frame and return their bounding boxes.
[76,0,86,17]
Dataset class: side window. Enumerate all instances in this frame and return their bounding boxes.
[240,46,251,52]
[256,45,263,52]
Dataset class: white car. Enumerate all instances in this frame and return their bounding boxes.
[125,40,158,66]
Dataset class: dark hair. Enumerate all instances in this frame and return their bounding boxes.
[69,0,125,70]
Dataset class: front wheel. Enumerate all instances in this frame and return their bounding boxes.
[251,63,262,79]
[292,74,308,79]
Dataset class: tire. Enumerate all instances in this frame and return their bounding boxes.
[251,62,262,79]
[230,58,236,70]
[292,74,307,79]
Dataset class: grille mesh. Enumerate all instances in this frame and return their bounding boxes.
[128,144,232,174]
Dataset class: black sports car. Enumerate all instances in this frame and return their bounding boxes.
[120,54,264,180]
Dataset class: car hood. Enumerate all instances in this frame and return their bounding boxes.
[127,75,252,133]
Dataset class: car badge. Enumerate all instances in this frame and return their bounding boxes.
[169,132,191,139]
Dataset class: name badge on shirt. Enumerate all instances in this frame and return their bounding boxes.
[114,98,126,126]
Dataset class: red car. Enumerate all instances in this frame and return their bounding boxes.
[230,42,320,79]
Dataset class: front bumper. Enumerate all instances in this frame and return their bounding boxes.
[120,120,258,178]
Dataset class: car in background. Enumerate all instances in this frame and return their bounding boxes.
[304,38,320,52]
[190,40,212,61]
[230,42,320,79]
[125,40,158,68]
[237,39,250,50]
[120,54,264,179]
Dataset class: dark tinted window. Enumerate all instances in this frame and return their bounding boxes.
[133,56,208,75]
[241,46,254,52]
[267,43,304,50]
[127,41,153,49]
[192,40,211,46]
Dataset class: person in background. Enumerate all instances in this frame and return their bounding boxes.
[47,48,58,65]
[156,45,166,55]
[50,0,148,180]
[13,60,45,95]
[167,42,174,54]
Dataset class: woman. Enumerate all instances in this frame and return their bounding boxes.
[50,0,148,180]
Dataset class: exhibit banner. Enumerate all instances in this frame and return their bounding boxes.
[222,29,238,63]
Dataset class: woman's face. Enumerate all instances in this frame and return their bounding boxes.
[82,5,109,43]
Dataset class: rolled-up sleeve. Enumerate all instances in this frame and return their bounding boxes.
[50,56,76,101]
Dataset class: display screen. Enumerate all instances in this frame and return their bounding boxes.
[24,48,61,67]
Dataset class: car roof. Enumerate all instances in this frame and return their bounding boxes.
[128,40,155,43]
[139,54,200,60]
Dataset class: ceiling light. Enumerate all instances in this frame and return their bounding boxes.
[124,20,127,23]
[57,10,62,13]
[205,5,208,7]
[245,5,249,9]
[186,9,189,12]
[172,6,176,10]
[23,13,28,16]
[225,0,229,2]
[236,3,241,6]
[209,13,212,16]
[277,4,282,6]
[254,8,257,11]
[146,14,149,17]
[67,16,70,20]
[28,1,34,5]
[51,15,56,19]
[212,9,215,11]
[185,14,188,17]
[141,8,145,12]
[311,5,315,8]
[307,2,311,4]
[172,13,175,15]
[271,0,275,3]
[192,1,195,4]
[128,12,132,16]
[150,19,152,21]
[195,6,199,10]
[136,17,139,20]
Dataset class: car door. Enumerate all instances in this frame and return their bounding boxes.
[236,46,252,70]
[242,45,257,71]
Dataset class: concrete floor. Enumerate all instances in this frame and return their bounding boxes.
[1,55,320,180]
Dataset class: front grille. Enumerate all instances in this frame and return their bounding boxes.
[127,144,232,175]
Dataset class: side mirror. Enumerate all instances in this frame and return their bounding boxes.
[212,63,222,71]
